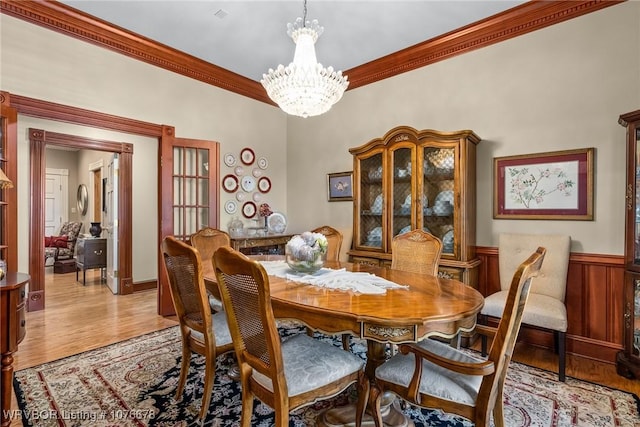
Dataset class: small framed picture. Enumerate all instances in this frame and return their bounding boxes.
[327,171,353,202]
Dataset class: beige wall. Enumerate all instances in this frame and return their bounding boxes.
[2,1,639,279]
[1,14,287,275]
[287,1,640,257]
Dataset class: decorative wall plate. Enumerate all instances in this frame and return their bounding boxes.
[257,157,269,170]
[241,175,256,192]
[224,153,236,167]
[252,192,261,202]
[224,200,237,215]
[236,192,246,201]
[222,174,239,193]
[257,177,271,193]
[240,148,255,165]
[252,168,262,178]
[267,212,287,234]
[234,166,244,176]
[242,201,257,218]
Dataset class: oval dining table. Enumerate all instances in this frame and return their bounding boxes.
[205,256,485,427]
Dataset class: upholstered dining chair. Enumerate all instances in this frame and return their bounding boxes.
[372,247,546,427]
[480,233,571,381]
[161,236,234,421]
[190,227,231,312]
[312,225,343,262]
[391,228,443,275]
[212,246,369,427]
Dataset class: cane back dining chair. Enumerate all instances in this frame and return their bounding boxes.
[480,233,570,381]
[161,236,234,421]
[212,246,369,427]
[372,247,546,427]
[391,229,447,348]
[391,228,443,275]
[311,225,344,262]
[309,225,352,348]
[190,227,231,312]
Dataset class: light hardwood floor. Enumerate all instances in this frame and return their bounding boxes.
[8,268,640,423]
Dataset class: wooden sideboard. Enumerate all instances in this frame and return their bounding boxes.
[1,272,29,427]
[230,234,293,255]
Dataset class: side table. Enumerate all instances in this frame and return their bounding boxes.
[76,237,107,285]
[1,272,29,427]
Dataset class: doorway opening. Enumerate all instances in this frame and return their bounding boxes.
[28,128,135,310]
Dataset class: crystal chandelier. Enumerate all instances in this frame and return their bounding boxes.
[260,0,348,118]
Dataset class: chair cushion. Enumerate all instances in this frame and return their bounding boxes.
[498,233,570,301]
[251,334,363,398]
[188,311,232,347]
[375,339,483,405]
[482,291,567,332]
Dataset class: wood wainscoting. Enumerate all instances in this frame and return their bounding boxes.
[477,246,625,365]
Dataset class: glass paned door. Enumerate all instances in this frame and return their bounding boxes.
[172,146,211,240]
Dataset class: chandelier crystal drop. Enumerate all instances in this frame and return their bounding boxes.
[261,8,348,118]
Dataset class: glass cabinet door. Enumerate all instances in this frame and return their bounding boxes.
[633,276,640,359]
[422,144,456,257]
[390,146,413,239]
[634,127,640,266]
[632,127,640,361]
[357,152,384,249]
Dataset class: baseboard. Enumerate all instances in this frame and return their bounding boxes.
[133,279,157,292]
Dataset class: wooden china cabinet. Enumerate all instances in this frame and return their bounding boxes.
[347,126,481,288]
[617,109,640,379]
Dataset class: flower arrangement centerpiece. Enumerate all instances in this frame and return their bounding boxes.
[285,231,328,273]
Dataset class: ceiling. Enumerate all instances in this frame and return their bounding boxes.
[59,1,527,83]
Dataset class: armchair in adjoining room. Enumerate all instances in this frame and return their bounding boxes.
[44,221,83,266]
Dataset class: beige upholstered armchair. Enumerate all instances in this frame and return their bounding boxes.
[481,233,571,381]
[44,221,83,265]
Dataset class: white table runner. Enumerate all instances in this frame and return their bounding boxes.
[259,260,407,295]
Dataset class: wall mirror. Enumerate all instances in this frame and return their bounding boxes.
[77,184,88,215]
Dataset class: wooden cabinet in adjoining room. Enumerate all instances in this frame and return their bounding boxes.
[347,126,481,288]
[617,109,640,379]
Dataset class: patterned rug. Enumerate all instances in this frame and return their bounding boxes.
[12,325,640,426]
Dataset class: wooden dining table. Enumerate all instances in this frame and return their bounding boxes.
[205,256,484,426]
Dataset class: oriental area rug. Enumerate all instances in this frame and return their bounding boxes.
[12,325,639,427]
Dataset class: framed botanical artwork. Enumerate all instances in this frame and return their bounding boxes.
[493,148,594,220]
[327,171,353,202]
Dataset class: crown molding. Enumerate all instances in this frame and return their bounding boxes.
[345,0,624,90]
[1,0,624,103]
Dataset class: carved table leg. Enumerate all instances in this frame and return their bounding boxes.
[317,340,414,427]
